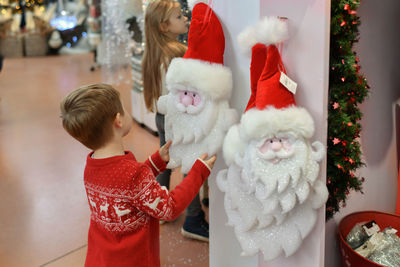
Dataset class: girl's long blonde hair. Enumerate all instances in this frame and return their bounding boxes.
[142,0,187,112]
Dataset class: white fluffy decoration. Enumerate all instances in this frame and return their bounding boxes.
[240,106,315,141]
[166,58,233,101]
[187,0,208,10]
[217,110,328,261]
[158,90,237,174]
[222,124,246,166]
[237,16,289,54]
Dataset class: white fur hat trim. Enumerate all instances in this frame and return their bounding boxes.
[239,106,315,141]
[237,16,289,54]
[166,57,233,100]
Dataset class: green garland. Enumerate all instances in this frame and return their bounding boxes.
[327,0,369,220]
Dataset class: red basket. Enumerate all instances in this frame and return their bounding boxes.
[338,211,400,267]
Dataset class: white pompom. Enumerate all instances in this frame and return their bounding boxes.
[187,0,208,10]
[238,16,289,54]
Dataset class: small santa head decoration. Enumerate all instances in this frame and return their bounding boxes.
[158,0,237,174]
[217,17,328,261]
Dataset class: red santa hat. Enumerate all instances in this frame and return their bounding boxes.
[223,17,315,165]
[166,0,232,100]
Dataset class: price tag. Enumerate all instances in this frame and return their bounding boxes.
[280,72,297,94]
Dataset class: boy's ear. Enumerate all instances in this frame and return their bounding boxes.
[114,113,123,128]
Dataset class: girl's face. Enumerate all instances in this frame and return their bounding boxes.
[166,7,188,36]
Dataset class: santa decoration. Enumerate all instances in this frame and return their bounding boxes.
[157,0,237,174]
[216,17,329,261]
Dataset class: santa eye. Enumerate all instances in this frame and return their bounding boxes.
[193,93,196,97]
[279,139,282,142]
[269,140,273,143]
[184,91,188,95]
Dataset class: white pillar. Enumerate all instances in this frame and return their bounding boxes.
[210,0,330,266]
[210,1,259,266]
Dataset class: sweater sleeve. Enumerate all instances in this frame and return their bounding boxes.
[131,159,210,221]
[143,150,167,176]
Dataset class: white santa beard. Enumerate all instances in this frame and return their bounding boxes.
[166,100,237,174]
[244,140,308,198]
[165,96,218,145]
[217,138,328,261]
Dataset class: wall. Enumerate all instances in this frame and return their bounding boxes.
[209,1,259,266]
[210,0,331,266]
[325,1,400,266]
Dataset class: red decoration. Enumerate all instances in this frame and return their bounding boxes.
[333,138,341,145]
[183,3,225,65]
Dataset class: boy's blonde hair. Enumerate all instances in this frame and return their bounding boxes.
[60,83,124,150]
[142,0,187,112]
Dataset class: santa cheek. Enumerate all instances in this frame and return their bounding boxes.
[191,93,201,106]
[281,139,292,151]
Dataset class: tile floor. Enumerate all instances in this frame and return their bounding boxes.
[0,54,208,267]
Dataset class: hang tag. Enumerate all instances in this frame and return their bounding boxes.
[280,72,297,94]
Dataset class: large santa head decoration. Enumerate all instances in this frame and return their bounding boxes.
[216,17,329,261]
[157,0,237,174]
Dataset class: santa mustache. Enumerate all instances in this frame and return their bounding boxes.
[175,102,204,114]
[256,145,295,162]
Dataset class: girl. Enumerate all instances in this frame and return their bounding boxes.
[142,0,187,191]
[142,0,209,242]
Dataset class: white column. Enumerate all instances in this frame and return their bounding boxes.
[210,1,259,266]
[210,0,331,266]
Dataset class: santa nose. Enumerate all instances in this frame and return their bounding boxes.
[271,139,282,151]
[181,94,193,107]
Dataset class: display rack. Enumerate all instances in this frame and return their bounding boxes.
[130,51,157,134]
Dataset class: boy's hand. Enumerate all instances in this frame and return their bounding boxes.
[199,154,217,170]
[159,141,172,162]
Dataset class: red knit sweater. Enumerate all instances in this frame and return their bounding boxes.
[83,150,210,267]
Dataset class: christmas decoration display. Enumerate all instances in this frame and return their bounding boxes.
[157,0,237,174]
[0,0,52,57]
[216,17,328,261]
[0,0,89,57]
[327,0,369,219]
[345,221,400,267]
[99,0,136,83]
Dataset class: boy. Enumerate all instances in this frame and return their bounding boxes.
[60,83,216,267]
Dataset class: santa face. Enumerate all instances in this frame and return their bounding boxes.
[166,85,218,144]
[243,133,308,197]
[217,129,328,260]
[158,84,238,173]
